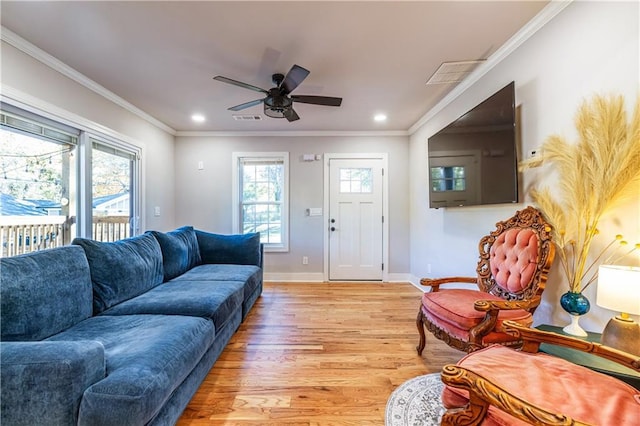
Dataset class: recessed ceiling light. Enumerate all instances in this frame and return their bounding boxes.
[191,114,206,123]
[374,113,387,122]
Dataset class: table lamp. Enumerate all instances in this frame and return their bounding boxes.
[596,265,640,355]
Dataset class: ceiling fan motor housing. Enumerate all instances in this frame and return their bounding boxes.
[272,73,285,86]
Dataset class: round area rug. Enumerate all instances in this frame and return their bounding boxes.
[385,373,445,426]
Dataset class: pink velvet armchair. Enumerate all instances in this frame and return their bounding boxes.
[416,206,555,355]
[440,320,640,425]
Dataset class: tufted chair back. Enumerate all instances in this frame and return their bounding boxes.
[476,207,554,303]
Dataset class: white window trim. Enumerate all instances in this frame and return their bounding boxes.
[232,152,289,252]
[1,97,143,239]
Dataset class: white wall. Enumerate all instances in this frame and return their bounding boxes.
[409,1,640,331]
[174,134,410,277]
[0,41,176,231]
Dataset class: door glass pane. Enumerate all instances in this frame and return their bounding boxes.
[339,167,372,193]
[0,128,76,256]
[92,145,132,242]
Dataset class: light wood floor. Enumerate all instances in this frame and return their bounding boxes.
[177,282,463,425]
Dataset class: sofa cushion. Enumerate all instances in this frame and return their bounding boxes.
[172,264,261,296]
[72,234,164,314]
[0,246,93,341]
[196,230,261,266]
[148,226,202,281]
[46,314,215,426]
[100,280,244,332]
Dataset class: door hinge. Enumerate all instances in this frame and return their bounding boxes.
[382,263,384,271]
[382,215,384,223]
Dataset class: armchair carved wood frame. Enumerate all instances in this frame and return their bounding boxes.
[416,206,555,356]
[440,320,640,426]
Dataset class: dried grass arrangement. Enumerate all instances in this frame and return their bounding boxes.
[519,94,640,293]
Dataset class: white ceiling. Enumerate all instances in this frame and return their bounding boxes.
[0,1,549,133]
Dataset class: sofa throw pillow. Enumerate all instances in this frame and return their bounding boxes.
[196,230,261,266]
[72,233,164,314]
[148,226,202,281]
[0,246,94,341]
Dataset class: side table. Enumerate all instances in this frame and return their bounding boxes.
[535,324,640,390]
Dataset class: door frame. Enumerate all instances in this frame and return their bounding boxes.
[323,153,389,282]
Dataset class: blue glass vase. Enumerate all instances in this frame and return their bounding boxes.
[560,291,590,337]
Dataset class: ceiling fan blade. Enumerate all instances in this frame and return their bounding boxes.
[213,76,269,94]
[280,65,310,95]
[291,95,342,107]
[228,98,265,111]
[285,108,300,122]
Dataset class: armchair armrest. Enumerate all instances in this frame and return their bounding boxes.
[440,364,590,426]
[474,296,541,312]
[419,276,477,292]
[502,320,640,371]
[1,341,106,426]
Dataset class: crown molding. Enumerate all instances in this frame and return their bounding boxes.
[0,84,146,150]
[175,129,409,138]
[408,0,573,135]
[1,26,176,136]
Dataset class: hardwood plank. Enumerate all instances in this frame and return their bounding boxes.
[177,282,462,425]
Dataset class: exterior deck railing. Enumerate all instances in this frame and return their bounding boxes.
[0,215,130,258]
[92,216,131,243]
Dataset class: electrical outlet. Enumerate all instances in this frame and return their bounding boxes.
[302,256,309,265]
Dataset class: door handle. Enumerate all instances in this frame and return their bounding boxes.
[330,218,336,223]
[330,227,336,232]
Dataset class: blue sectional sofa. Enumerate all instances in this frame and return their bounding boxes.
[0,226,263,426]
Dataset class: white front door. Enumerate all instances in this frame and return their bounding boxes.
[328,158,384,280]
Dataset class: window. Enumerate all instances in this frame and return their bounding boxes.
[0,103,140,256]
[233,152,289,252]
[91,139,139,242]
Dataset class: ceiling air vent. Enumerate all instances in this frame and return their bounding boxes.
[232,114,263,121]
[426,60,485,85]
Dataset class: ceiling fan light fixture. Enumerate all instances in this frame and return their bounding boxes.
[264,95,293,119]
[264,104,287,119]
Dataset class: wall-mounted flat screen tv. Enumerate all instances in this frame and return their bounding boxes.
[428,81,518,208]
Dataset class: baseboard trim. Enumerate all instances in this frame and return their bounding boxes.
[264,272,418,283]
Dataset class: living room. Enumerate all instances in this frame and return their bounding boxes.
[1,1,639,425]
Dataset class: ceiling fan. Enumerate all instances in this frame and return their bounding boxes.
[213,64,342,122]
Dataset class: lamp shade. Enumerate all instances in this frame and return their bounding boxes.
[596,265,640,315]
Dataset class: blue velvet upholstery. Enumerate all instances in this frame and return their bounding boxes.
[1,227,262,426]
[172,264,263,319]
[196,230,261,266]
[100,280,244,331]
[146,307,242,426]
[0,246,93,341]
[46,315,215,426]
[73,234,164,314]
[0,341,105,426]
[148,226,202,281]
